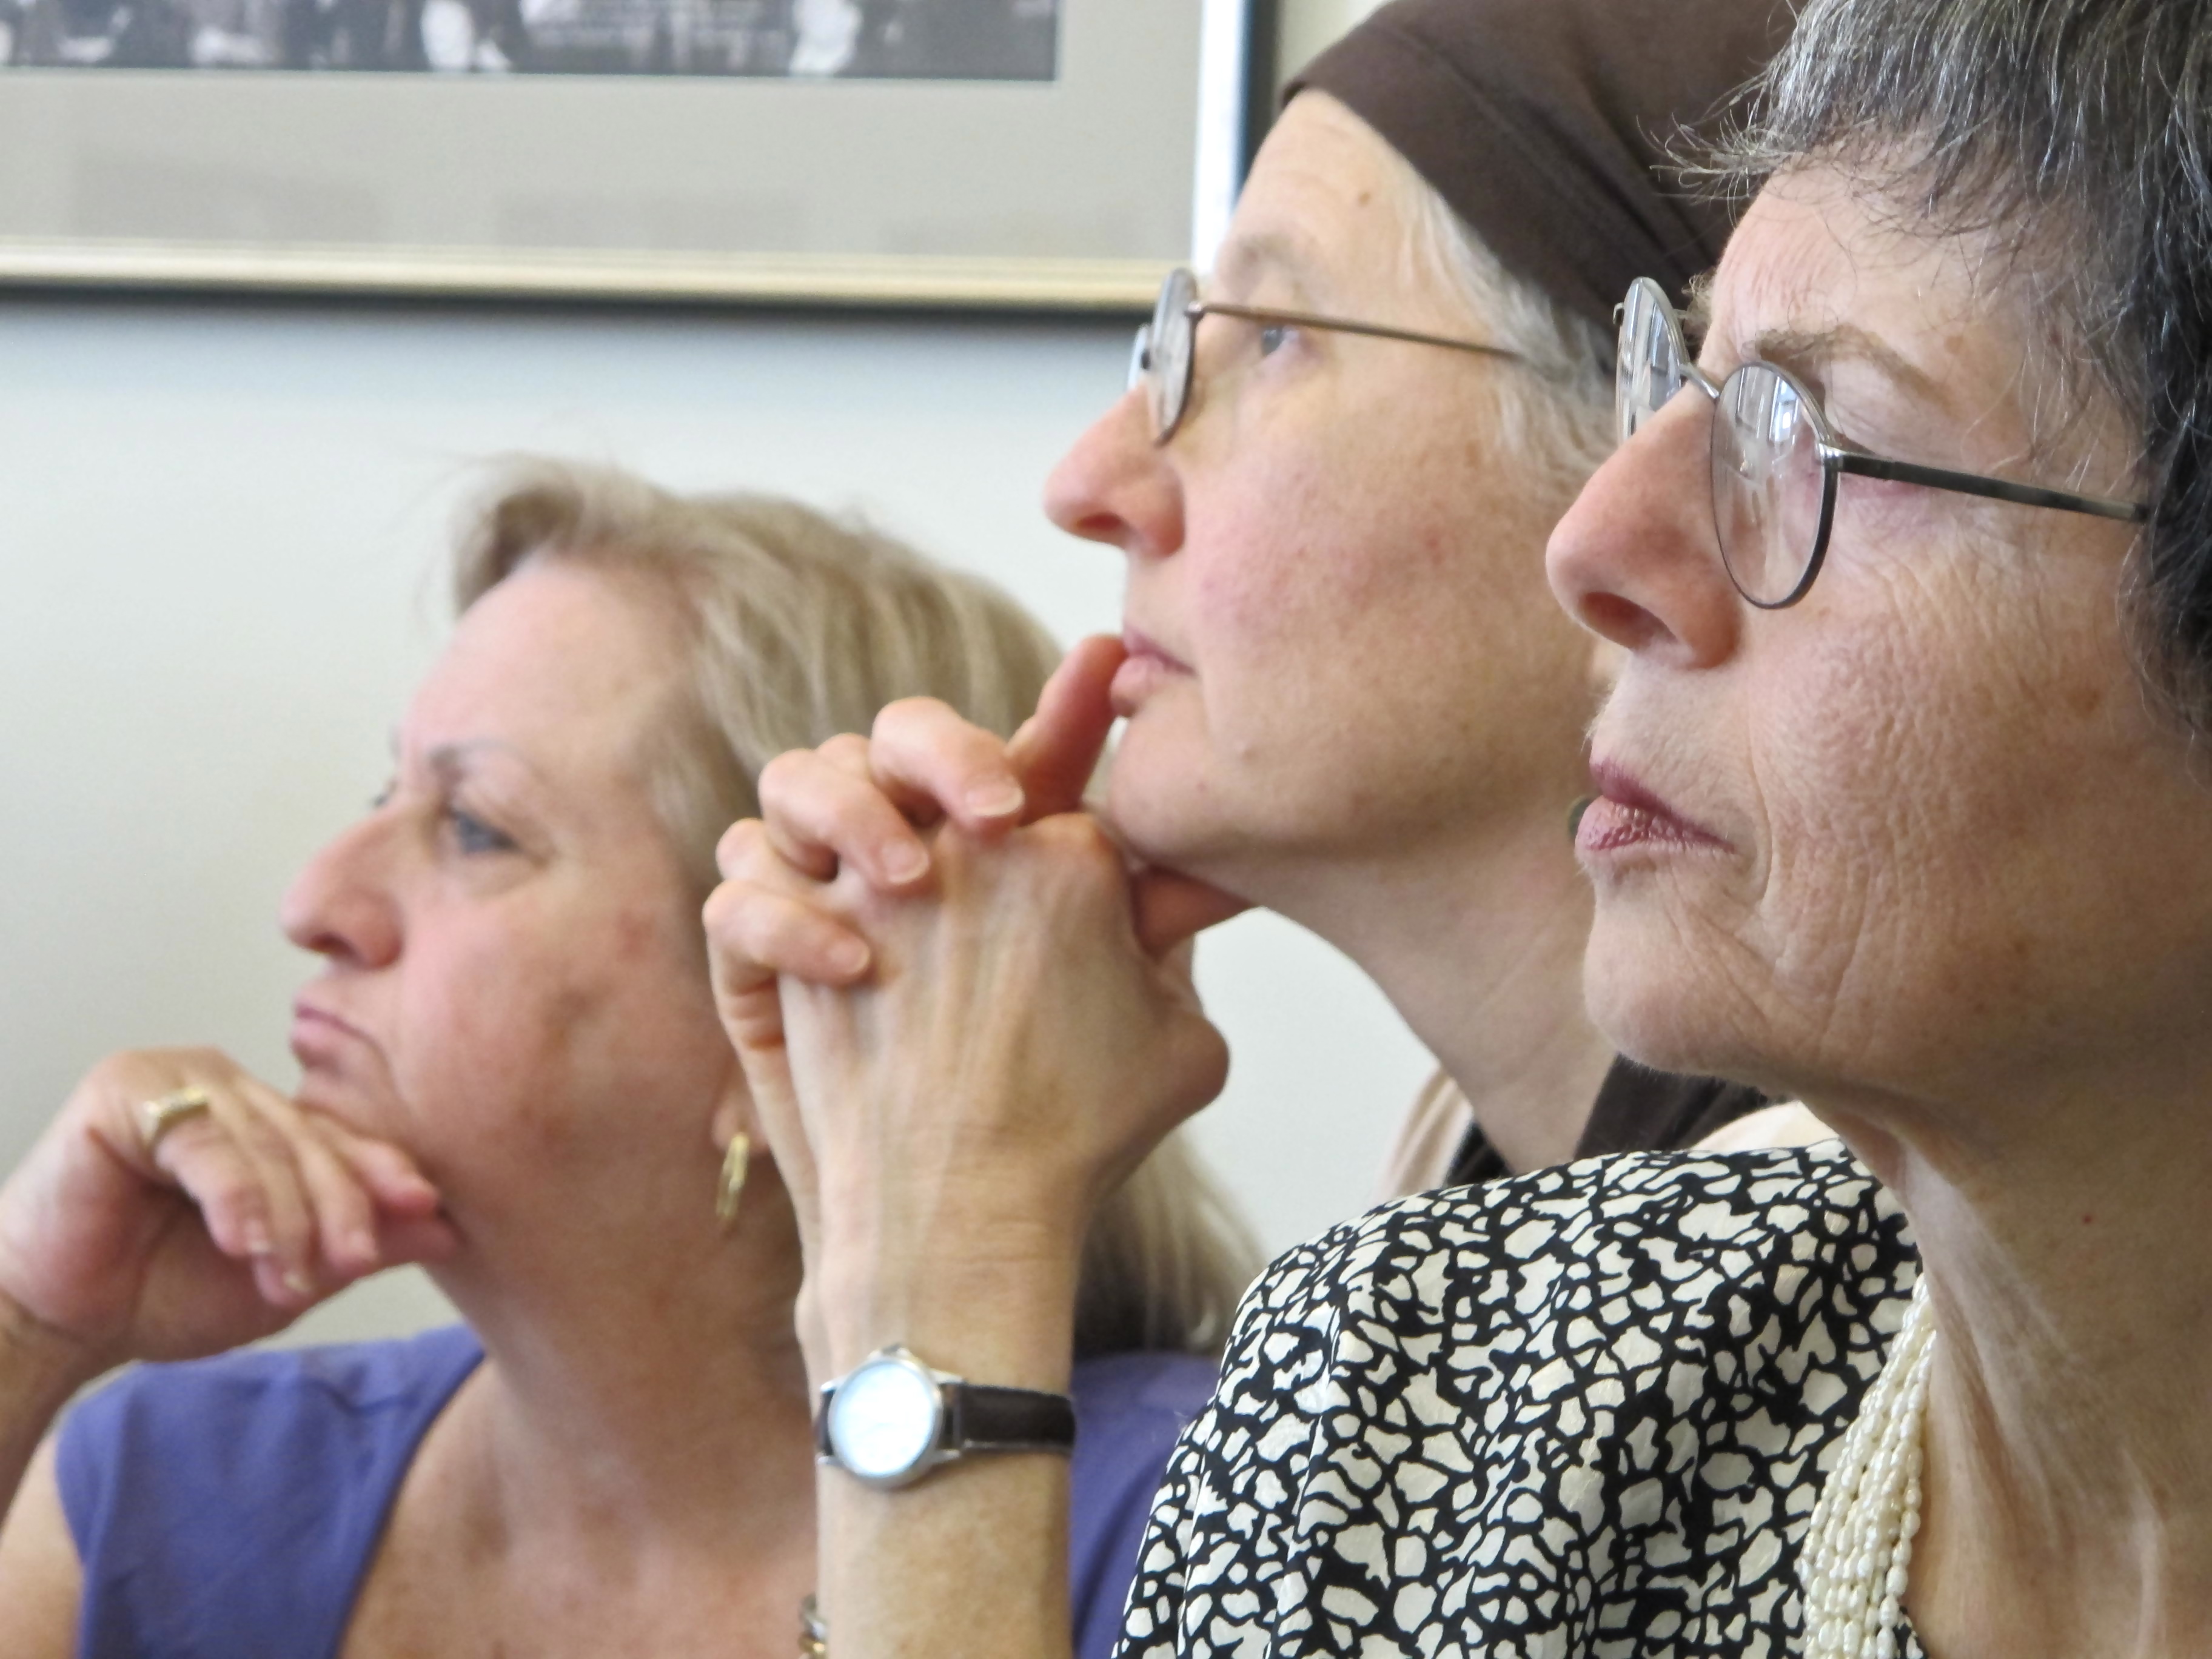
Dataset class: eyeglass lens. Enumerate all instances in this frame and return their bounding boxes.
[1612,278,1828,608]
[1142,267,1199,442]
[1712,365,1827,606]
[1615,280,1686,446]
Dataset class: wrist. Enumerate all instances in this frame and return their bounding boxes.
[811,1233,1082,1391]
[0,1290,109,1410]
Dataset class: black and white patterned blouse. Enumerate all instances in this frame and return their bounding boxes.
[1119,1141,1921,1658]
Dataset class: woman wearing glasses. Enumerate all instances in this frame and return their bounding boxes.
[708,0,2212,1652]
[724,0,1799,1231]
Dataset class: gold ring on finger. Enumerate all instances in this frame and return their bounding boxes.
[140,1087,213,1156]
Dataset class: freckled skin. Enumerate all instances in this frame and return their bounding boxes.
[1048,93,1598,897]
[1552,169,2212,1119]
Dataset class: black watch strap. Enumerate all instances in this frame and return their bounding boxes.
[948,1381,1078,1454]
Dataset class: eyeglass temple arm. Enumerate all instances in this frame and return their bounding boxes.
[1828,449,2150,525]
[1191,301,1523,363]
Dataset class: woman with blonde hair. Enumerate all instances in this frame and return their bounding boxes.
[0,461,1250,1658]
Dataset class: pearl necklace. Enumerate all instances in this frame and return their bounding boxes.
[1801,1275,1937,1659]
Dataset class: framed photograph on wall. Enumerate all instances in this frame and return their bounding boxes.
[0,0,1261,308]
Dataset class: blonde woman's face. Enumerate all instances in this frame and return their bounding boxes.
[281,560,742,1245]
[1043,93,1598,897]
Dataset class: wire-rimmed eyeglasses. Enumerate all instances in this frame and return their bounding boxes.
[1128,266,1526,446]
[1616,275,2151,609]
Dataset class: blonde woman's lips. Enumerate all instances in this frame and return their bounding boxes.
[290,999,366,1065]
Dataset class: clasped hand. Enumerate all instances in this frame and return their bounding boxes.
[702,637,1244,1373]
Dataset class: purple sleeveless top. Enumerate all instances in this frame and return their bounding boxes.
[56,1326,1215,1659]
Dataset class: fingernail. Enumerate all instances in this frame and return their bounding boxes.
[283,1268,313,1299]
[348,1229,378,1263]
[882,843,930,884]
[245,1221,274,1256]
[965,782,1024,818]
[829,937,872,977]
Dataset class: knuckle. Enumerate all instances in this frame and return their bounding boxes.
[756,749,817,811]
[706,885,794,972]
[744,894,817,960]
[701,879,742,937]
[874,695,957,745]
[716,816,769,877]
[820,732,874,770]
[193,1165,261,1220]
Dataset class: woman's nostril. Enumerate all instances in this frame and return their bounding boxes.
[1581,592,1660,648]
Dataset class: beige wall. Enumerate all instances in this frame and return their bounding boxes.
[1,0,1423,1349]
[0,297,1432,1349]
[1278,0,1388,85]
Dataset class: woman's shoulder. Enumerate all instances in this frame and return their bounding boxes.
[1119,1143,1915,1657]
[1065,1349,1218,1515]
[1247,1138,1905,1339]
[59,1326,485,1653]
[69,1322,483,1440]
[1071,1348,1217,1423]
[1064,1349,1220,1659]
[60,1325,483,1550]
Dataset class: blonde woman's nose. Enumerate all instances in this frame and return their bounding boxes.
[280,813,403,970]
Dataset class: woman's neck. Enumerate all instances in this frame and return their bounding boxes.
[432,1168,818,1554]
[1243,802,1615,1175]
[1826,1061,2212,1659]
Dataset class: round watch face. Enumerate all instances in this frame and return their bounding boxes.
[827,1352,942,1483]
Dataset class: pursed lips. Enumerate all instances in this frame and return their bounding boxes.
[1111,626,1195,715]
[1121,624,1192,674]
[1578,759,1731,855]
[290,998,372,1066]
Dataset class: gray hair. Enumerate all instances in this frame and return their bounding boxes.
[1707,0,2212,733]
[1382,138,1618,511]
[452,458,1260,1357]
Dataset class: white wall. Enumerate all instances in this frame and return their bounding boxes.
[0,0,1428,1346]
[0,295,1433,1347]
[1276,0,1387,85]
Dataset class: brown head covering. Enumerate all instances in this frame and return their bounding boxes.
[1287,0,1794,341]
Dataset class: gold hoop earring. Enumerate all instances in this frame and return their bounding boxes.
[716,1131,751,1232]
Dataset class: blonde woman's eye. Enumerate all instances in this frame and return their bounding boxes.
[446,806,518,856]
[1258,324,1292,356]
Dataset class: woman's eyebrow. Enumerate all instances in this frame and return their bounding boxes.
[1209,231,1322,307]
[1684,271,1717,337]
[423,739,548,797]
[1749,323,1945,406]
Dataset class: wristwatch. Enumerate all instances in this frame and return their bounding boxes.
[814,1345,1077,1489]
